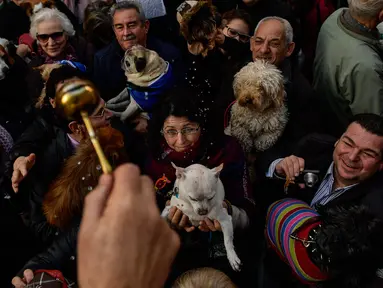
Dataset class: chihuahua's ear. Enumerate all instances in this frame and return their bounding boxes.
[171,162,185,179]
[211,163,224,178]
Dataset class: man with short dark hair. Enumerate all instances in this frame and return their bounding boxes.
[260,113,383,287]
[267,113,383,219]
[93,0,184,101]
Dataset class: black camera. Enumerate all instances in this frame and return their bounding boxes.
[295,170,320,188]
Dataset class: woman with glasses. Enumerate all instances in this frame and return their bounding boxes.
[216,9,253,61]
[145,86,255,284]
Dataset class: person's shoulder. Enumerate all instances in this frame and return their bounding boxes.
[147,36,181,60]
[94,41,117,61]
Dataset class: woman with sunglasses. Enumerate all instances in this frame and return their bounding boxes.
[28,8,88,67]
[144,86,255,285]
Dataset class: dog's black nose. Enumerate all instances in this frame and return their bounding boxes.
[197,209,208,216]
[2,66,9,74]
[135,57,147,73]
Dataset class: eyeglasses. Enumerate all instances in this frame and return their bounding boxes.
[161,126,200,138]
[225,26,251,43]
[36,31,65,43]
[91,104,106,118]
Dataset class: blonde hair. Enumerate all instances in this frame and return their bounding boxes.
[30,8,75,39]
[173,268,236,288]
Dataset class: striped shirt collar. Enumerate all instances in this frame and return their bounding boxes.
[311,162,358,206]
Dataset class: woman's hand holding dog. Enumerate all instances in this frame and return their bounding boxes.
[198,219,222,232]
[275,155,305,180]
[198,201,228,232]
[168,206,195,232]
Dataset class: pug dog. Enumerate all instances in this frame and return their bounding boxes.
[107,44,173,123]
[161,163,241,271]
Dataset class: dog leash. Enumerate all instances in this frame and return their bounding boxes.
[223,100,237,129]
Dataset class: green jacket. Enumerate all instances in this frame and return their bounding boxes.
[313,8,383,132]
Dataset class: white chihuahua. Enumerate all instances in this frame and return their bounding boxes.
[161,163,241,271]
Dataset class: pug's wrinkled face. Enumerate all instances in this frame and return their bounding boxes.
[121,44,149,75]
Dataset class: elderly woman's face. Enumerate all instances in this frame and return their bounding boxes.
[37,19,68,58]
[162,116,201,152]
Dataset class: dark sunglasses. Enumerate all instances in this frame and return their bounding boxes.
[36,31,65,43]
[225,26,251,43]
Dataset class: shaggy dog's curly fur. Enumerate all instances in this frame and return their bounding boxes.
[314,204,383,288]
[225,60,288,154]
[43,127,129,229]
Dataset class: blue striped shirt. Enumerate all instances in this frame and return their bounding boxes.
[310,163,357,207]
[267,160,358,207]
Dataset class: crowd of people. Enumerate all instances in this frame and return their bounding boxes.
[1,0,383,287]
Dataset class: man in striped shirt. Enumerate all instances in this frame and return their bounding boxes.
[267,113,383,209]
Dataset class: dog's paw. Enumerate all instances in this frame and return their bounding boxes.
[227,250,241,272]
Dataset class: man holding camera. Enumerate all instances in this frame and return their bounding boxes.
[266,113,383,219]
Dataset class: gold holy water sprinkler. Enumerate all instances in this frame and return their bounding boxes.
[55,79,112,173]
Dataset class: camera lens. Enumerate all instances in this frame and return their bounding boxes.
[304,173,319,188]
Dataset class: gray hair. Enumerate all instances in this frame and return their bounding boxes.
[30,8,75,39]
[348,0,383,20]
[254,16,294,45]
[110,0,146,23]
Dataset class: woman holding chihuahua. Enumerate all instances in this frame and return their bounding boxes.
[145,86,255,285]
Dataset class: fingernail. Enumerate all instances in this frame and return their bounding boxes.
[295,173,299,177]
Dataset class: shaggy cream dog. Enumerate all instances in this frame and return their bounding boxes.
[225,60,288,154]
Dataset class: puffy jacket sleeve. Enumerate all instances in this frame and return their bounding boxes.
[8,117,53,165]
[17,224,78,278]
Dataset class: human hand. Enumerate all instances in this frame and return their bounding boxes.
[12,153,36,193]
[198,218,222,232]
[11,269,34,288]
[16,44,31,58]
[78,164,180,288]
[167,206,195,232]
[132,116,148,133]
[275,155,305,180]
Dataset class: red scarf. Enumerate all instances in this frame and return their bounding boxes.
[38,43,77,64]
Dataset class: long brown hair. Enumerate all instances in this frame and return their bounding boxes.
[43,127,128,228]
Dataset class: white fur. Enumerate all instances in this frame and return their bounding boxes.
[0,38,10,81]
[161,163,241,271]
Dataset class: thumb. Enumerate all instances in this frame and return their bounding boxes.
[23,269,34,283]
[27,153,36,166]
[82,174,114,226]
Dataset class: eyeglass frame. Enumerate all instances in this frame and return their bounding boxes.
[91,103,106,118]
[36,31,65,44]
[225,26,251,43]
[161,125,200,138]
